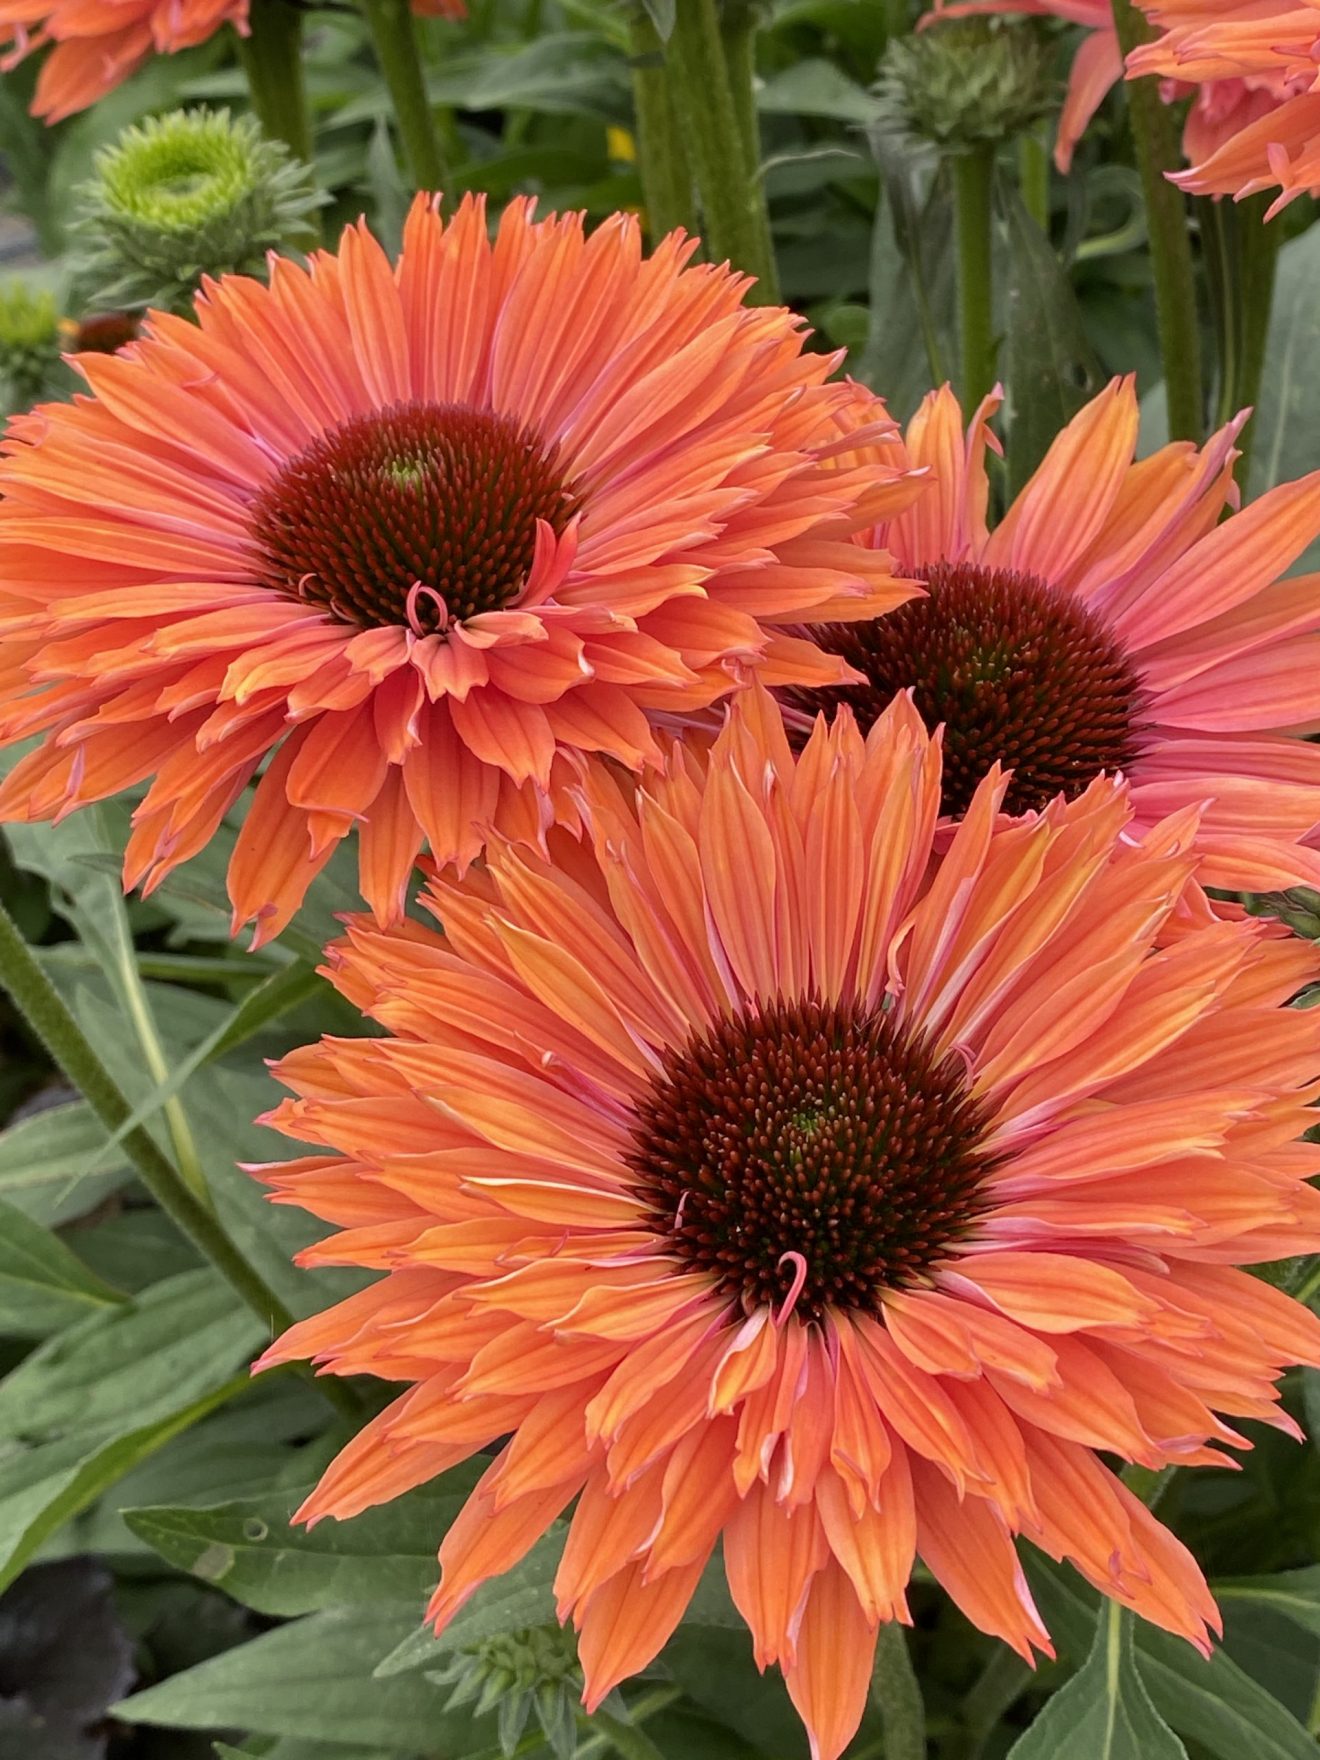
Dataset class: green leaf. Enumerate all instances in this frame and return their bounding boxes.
[0,1268,261,1441]
[1026,1553,1320,1760]
[1007,1600,1187,1758]
[1251,218,1320,526]
[84,957,325,1177]
[374,1524,566,1677]
[124,1467,482,1617]
[1214,1567,1320,1639]
[998,176,1105,497]
[756,59,877,124]
[0,1196,128,1336]
[0,1269,262,1588]
[115,1604,493,1751]
[0,1100,129,1226]
[0,1374,249,1594]
[639,0,675,39]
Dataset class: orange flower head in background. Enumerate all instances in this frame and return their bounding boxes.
[0,193,920,945]
[257,687,1320,1760]
[0,0,466,122]
[1126,0,1320,210]
[925,0,1311,195]
[788,376,1320,896]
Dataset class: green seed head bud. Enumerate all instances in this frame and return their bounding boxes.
[0,281,64,412]
[74,106,322,315]
[875,19,1055,153]
[432,1624,581,1760]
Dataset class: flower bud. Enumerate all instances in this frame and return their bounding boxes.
[432,1624,582,1759]
[73,107,321,315]
[875,18,1055,153]
[0,281,64,413]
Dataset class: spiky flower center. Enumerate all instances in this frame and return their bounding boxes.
[793,560,1148,817]
[249,401,579,633]
[628,997,995,1319]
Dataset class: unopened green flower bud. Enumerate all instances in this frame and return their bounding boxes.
[74,107,321,315]
[0,281,64,412]
[433,1623,582,1759]
[875,19,1055,153]
[1243,886,1320,940]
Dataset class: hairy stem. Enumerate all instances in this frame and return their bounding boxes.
[362,0,451,190]
[629,10,696,242]
[870,1622,926,1760]
[1110,0,1204,441]
[665,0,780,301]
[235,0,313,164]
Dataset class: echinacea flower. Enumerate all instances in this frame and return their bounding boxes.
[1125,0,1320,210]
[0,0,466,123]
[256,687,1320,1760]
[0,194,919,944]
[788,377,1320,896]
[925,0,1306,180]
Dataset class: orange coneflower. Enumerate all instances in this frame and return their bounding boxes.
[256,687,1320,1760]
[788,377,1320,896]
[0,194,921,944]
[0,0,467,122]
[926,0,1299,175]
[1125,0,1320,209]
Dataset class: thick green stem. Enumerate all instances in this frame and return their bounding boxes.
[235,0,313,164]
[665,0,780,302]
[1110,0,1204,441]
[870,1623,925,1760]
[362,0,451,191]
[952,146,996,410]
[719,0,760,178]
[628,11,696,242]
[1018,129,1050,231]
[0,898,359,1419]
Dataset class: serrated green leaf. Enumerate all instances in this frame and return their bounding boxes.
[1007,1600,1187,1758]
[0,1196,128,1336]
[1214,1567,1320,1638]
[0,1100,130,1226]
[124,1465,482,1617]
[116,1604,493,1750]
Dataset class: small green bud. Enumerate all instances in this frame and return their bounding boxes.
[0,281,64,413]
[74,106,322,316]
[1243,886,1320,940]
[432,1623,582,1759]
[875,19,1055,153]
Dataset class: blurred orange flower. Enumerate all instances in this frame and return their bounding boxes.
[258,687,1320,1760]
[0,0,466,123]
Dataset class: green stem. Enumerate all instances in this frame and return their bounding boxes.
[584,1705,669,1760]
[0,898,359,1420]
[1110,0,1204,441]
[1017,129,1050,231]
[235,0,313,164]
[628,11,696,242]
[1121,1463,1176,1509]
[952,146,996,410]
[115,926,208,1207]
[362,0,450,191]
[870,1623,925,1760]
[665,0,780,302]
[719,0,760,178]
[1233,191,1280,495]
